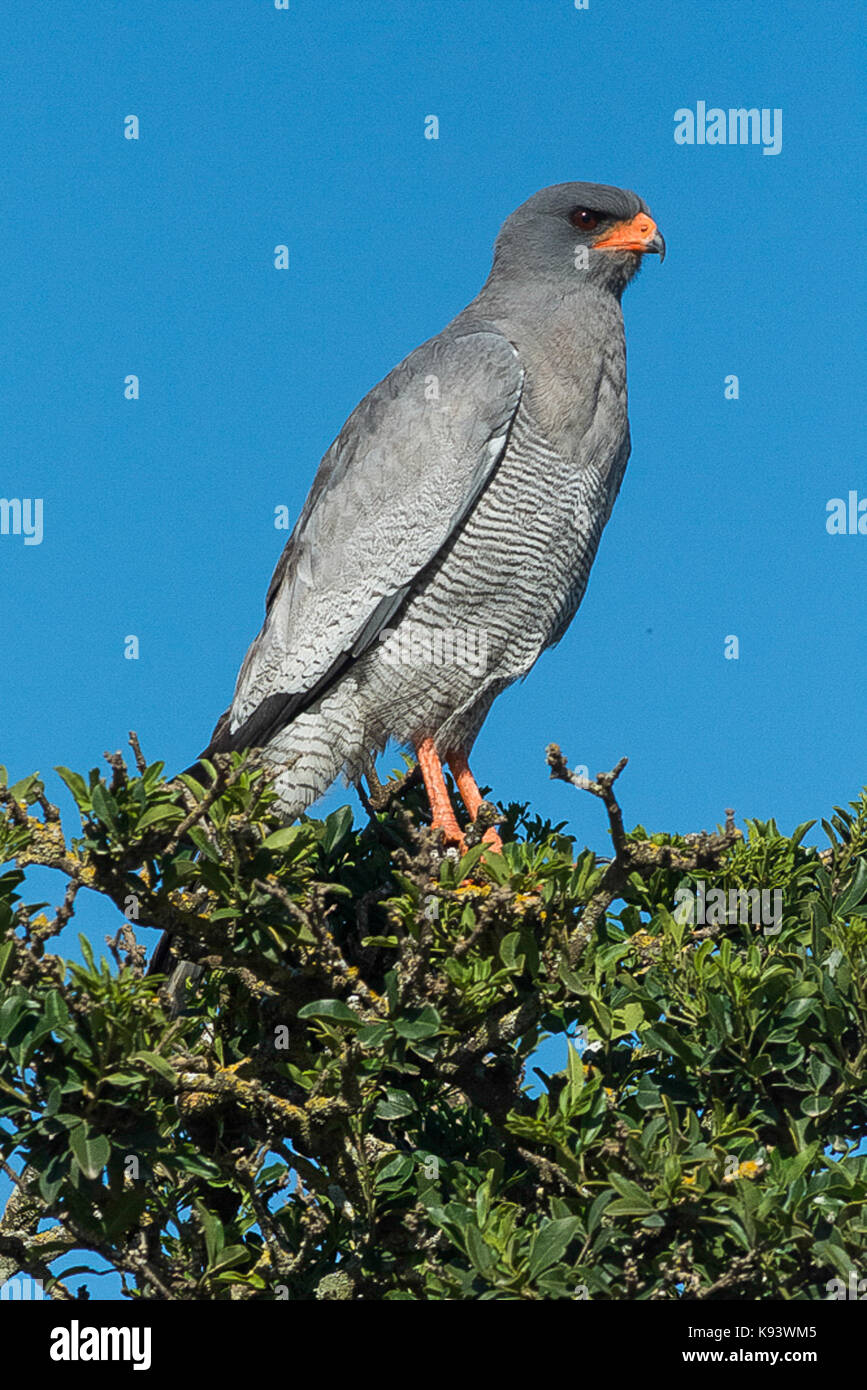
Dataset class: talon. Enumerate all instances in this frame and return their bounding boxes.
[416,738,466,851]
[415,740,501,857]
[434,822,467,855]
[450,753,503,854]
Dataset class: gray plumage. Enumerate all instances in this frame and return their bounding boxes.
[203,181,664,815]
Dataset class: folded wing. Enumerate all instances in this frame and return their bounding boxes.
[204,327,524,756]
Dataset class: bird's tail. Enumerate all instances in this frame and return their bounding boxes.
[178,691,361,817]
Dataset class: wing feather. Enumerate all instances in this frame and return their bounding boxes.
[205,326,524,755]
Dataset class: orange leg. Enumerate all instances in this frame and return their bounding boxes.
[415,738,465,849]
[448,751,503,854]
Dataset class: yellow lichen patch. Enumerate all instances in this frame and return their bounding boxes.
[178,1091,219,1117]
[513,893,540,909]
[170,891,198,908]
[631,929,656,949]
[306,1095,337,1114]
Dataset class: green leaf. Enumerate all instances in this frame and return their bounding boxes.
[319,806,353,855]
[43,1083,62,1117]
[102,1189,148,1239]
[479,853,510,887]
[89,781,119,833]
[375,1154,414,1189]
[790,820,817,848]
[7,775,40,804]
[612,1001,645,1039]
[0,941,14,983]
[643,1023,702,1068]
[297,999,361,1027]
[465,1224,496,1274]
[128,1051,178,1084]
[188,826,219,861]
[206,1244,250,1276]
[780,997,817,1022]
[0,995,26,1042]
[565,1041,585,1105]
[456,843,488,880]
[136,803,185,831]
[196,1204,225,1267]
[587,1189,615,1236]
[607,1172,654,1214]
[38,1151,68,1203]
[357,1021,392,1047]
[802,1094,833,1118]
[392,1006,441,1040]
[837,859,867,914]
[375,1088,415,1120]
[528,1217,581,1278]
[43,990,70,1033]
[70,1125,110,1181]
[171,1153,225,1180]
[54,766,90,809]
[499,932,524,970]
[261,825,310,854]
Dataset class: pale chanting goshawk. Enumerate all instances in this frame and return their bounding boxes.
[201,182,664,848]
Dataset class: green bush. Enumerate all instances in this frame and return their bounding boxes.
[0,741,865,1300]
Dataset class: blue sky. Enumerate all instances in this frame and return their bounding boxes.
[0,0,863,1298]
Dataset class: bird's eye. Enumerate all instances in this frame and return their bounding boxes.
[569,207,601,231]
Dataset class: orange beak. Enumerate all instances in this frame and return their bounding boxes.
[593,212,665,261]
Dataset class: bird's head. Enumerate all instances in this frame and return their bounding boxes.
[490,181,665,299]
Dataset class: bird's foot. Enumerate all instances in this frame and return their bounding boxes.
[429,810,467,856]
[416,739,503,858]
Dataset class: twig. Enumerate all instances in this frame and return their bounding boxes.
[128,731,148,775]
[547,745,628,856]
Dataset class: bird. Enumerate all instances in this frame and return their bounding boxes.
[196,181,664,851]
[150,181,663,1008]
